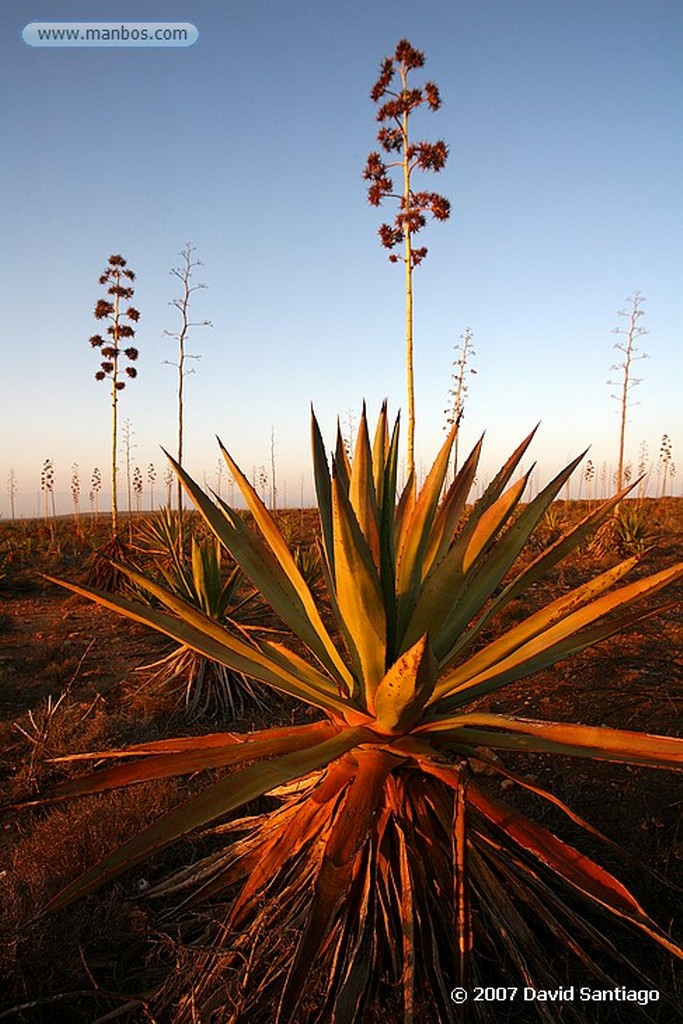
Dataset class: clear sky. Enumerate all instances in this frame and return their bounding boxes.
[1,0,681,517]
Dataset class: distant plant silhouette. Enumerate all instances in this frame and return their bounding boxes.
[270,426,278,511]
[133,466,143,512]
[583,458,595,506]
[147,462,157,510]
[215,457,224,500]
[90,467,102,522]
[7,469,17,520]
[40,458,55,522]
[120,418,137,527]
[364,38,450,487]
[444,328,476,479]
[164,243,212,546]
[607,291,648,491]
[599,460,608,501]
[163,465,174,509]
[70,463,81,523]
[343,407,357,457]
[637,441,650,500]
[257,465,268,504]
[89,254,140,538]
[658,434,674,498]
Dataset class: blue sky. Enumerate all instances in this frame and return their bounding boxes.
[1,0,681,516]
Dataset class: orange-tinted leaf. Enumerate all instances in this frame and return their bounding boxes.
[468,782,683,957]
[420,713,683,770]
[43,726,370,914]
[50,721,339,798]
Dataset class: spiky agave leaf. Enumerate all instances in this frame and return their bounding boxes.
[31,404,683,1022]
[126,511,274,719]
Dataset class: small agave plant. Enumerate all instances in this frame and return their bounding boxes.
[42,404,682,1022]
[129,509,272,719]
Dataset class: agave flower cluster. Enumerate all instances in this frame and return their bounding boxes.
[364,39,450,267]
[89,254,140,388]
[44,405,682,1022]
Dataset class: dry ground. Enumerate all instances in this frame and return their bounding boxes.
[0,502,681,1023]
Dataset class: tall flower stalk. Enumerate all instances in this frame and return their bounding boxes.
[444,327,476,479]
[7,469,18,521]
[89,254,140,539]
[40,458,55,523]
[364,39,450,487]
[607,291,648,491]
[164,243,211,549]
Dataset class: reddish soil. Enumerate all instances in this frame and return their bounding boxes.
[0,503,681,1022]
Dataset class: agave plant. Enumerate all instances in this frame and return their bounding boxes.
[130,508,273,719]
[612,505,652,556]
[40,404,682,1022]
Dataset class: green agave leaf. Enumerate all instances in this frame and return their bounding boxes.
[462,472,530,575]
[258,639,364,717]
[163,554,195,606]
[463,426,538,527]
[445,479,641,667]
[331,469,387,700]
[430,562,683,706]
[394,472,415,548]
[411,425,536,638]
[216,440,355,693]
[374,635,437,734]
[349,403,381,568]
[44,726,372,914]
[217,565,248,620]
[46,574,349,717]
[50,721,339,798]
[334,418,352,494]
[311,407,335,583]
[379,411,401,659]
[191,536,211,613]
[401,470,531,660]
[432,555,640,702]
[440,601,678,714]
[433,453,588,671]
[394,424,457,642]
[419,713,683,770]
[422,434,483,579]
[168,447,354,697]
[371,400,390,508]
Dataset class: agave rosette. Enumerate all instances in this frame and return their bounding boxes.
[42,404,682,1021]
[127,508,271,719]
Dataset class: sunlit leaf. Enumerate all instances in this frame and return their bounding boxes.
[373,634,437,733]
[46,574,350,716]
[349,403,381,566]
[44,726,370,913]
[419,713,683,770]
[331,470,386,699]
[49,721,339,798]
